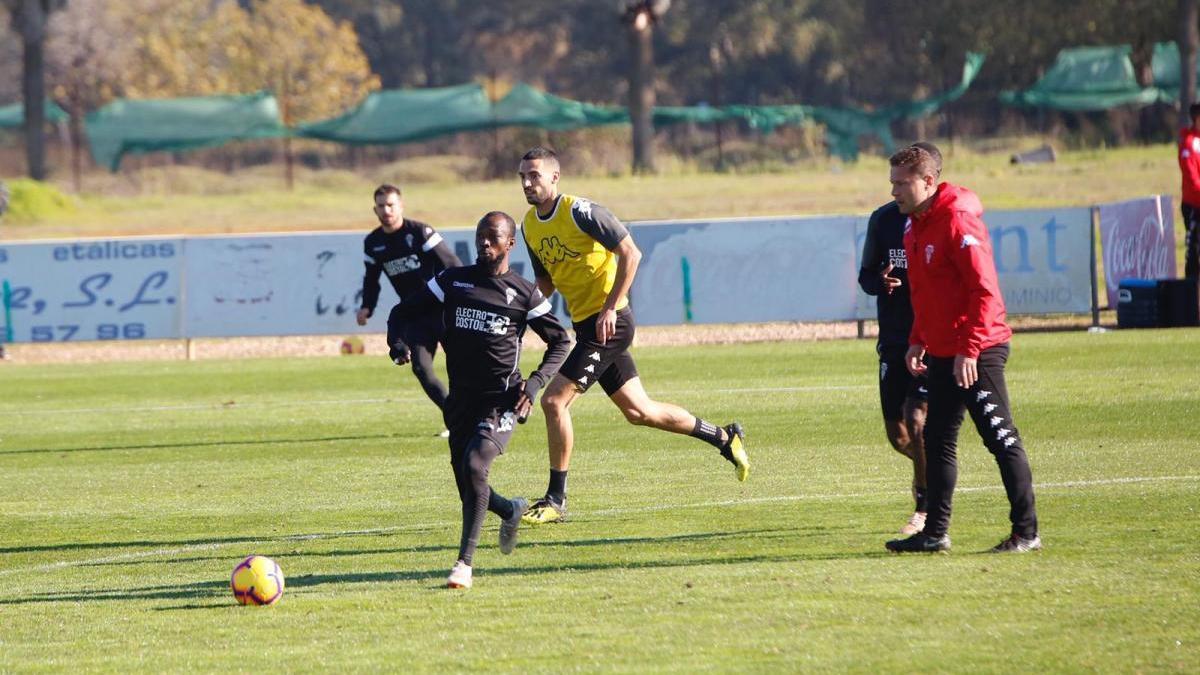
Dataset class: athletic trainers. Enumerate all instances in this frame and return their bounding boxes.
[885,533,951,553]
[499,497,528,555]
[990,533,1042,553]
[446,560,472,589]
[900,511,927,535]
[719,422,750,482]
[437,429,450,439]
[521,496,567,525]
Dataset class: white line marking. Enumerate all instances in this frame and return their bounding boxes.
[1,475,1195,579]
[3,385,867,417]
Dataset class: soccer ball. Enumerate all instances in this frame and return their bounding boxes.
[230,555,285,606]
[340,336,365,355]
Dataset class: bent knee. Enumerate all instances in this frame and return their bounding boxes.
[619,404,652,426]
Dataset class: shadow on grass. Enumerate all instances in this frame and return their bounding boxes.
[0,523,450,555]
[0,527,891,608]
[0,433,403,457]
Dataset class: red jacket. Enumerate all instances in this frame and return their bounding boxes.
[1180,127,1200,208]
[904,183,1012,359]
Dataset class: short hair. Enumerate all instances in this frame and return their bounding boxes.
[478,210,516,238]
[1190,103,1200,121]
[373,184,401,201]
[889,145,940,179]
[909,141,943,177]
[522,146,559,164]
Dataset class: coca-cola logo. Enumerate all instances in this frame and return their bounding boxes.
[1103,208,1171,296]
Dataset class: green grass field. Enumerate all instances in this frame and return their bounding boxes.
[1,329,1198,671]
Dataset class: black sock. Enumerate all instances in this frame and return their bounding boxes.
[914,486,927,513]
[547,469,568,504]
[690,418,726,449]
[490,490,514,520]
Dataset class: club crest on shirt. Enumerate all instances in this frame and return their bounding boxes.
[925,244,935,264]
[405,234,414,248]
[505,287,517,305]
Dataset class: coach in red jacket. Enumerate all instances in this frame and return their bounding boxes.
[883,145,1041,554]
[1179,103,1200,279]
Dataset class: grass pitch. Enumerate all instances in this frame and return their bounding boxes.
[1,329,1198,671]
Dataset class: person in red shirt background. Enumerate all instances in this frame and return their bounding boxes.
[883,145,1041,554]
[1179,103,1200,280]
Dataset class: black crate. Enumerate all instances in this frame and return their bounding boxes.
[1158,279,1200,328]
[1116,279,1159,328]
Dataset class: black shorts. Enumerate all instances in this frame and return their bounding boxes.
[442,389,520,455]
[878,343,928,421]
[560,307,639,395]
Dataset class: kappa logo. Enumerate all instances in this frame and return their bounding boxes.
[983,403,997,414]
[584,364,595,374]
[588,351,601,361]
[537,236,581,264]
[452,281,476,289]
[989,415,1004,427]
[975,390,991,402]
[573,198,594,218]
[924,244,935,264]
[505,287,517,305]
[1003,436,1018,447]
[997,428,1012,439]
[372,245,387,252]
[577,375,589,386]
[961,234,980,248]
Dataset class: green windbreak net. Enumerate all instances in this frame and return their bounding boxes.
[1000,45,1163,111]
[0,99,69,128]
[652,52,983,160]
[86,91,287,171]
[1151,41,1200,101]
[491,82,627,130]
[299,83,494,144]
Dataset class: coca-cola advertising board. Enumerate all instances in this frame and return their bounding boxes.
[1098,195,1176,308]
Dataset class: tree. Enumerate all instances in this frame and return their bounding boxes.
[6,0,65,180]
[228,0,380,188]
[1182,0,1199,126]
[620,0,670,174]
[46,0,132,191]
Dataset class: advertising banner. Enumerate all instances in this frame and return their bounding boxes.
[855,206,1094,319]
[629,216,860,325]
[1097,195,1176,308]
[0,237,183,343]
[181,228,562,338]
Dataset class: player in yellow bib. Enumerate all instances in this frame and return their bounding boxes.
[517,146,750,525]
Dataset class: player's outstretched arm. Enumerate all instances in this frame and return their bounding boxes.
[359,254,384,325]
[858,211,885,296]
[385,277,442,365]
[517,301,571,422]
